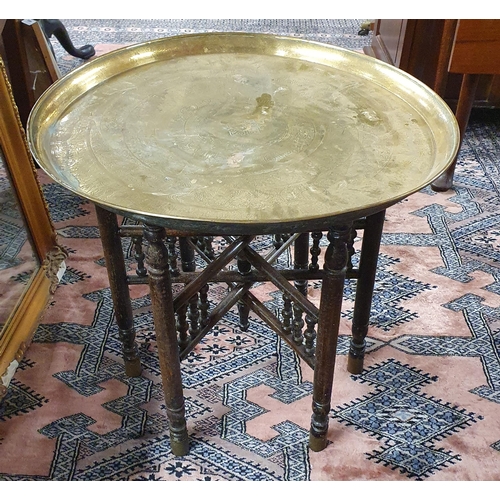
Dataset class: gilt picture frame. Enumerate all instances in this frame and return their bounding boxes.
[0,56,65,398]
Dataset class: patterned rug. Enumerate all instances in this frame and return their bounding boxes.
[1,19,500,481]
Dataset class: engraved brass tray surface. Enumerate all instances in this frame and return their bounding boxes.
[28,33,459,234]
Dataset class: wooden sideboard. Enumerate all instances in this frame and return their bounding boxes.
[365,19,500,109]
[366,19,500,190]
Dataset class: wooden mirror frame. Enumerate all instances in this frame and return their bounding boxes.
[0,56,66,398]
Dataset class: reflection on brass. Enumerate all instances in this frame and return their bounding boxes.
[28,33,460,232]
[255,93,274,115]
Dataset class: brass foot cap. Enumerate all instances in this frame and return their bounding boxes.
[347,355,364,374]
[171,437,190,456]
[309,433,327,452]
[124,358,142,378]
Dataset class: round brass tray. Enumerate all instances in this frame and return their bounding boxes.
[28,32,459,233]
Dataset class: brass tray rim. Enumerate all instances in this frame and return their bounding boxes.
[27,32,460,232]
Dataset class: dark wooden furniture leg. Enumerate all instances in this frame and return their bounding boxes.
[309,225,350,451]
[347,210,385,374]
[431,73,480,191]
[237,253,251,331]
[294,233,310,296]
[179,237,195,273]
[143,224,189,456]
[292,233,309,344]
[38,19,95,60]
[95,205,142,377]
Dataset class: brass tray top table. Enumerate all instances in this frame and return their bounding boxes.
[28,33,459,456]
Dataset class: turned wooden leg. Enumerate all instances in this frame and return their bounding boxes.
[309,225,350,452]
[347,210,385,374]
[95,205,142,377]
[179,237,196,272]
[292,233,309,345]
[237,254,251,331]
[431,73,480,192]
[143,224,189,456]
[294,232,310,295]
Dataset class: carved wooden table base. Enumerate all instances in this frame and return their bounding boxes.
[95,205,385,456]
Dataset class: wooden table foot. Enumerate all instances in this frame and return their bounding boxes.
[309,430,328,452]
[347,353,364,374]
[124,357,142,378]
[171,436,190,456]
[168,408,190,456]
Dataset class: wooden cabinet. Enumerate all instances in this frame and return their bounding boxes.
[364,19,500,109]
[1,19,60,127]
